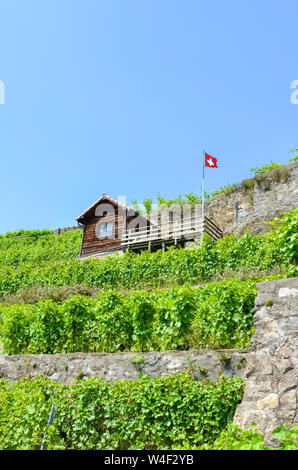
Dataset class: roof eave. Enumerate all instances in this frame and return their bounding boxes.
[75,193,134,222]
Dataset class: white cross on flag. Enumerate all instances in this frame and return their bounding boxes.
[205,152,218,168]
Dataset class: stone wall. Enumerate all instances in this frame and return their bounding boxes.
[205,160,298,235]
[234,277,298,445]
[0,349,248,385]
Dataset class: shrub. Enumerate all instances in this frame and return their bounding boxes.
[60,295,94,353]
[0,209,296,297]
[197,423,271,450]
[0,373,244,450]
[28,300,63,353]
[0,229,82,268]
[0,304,35,354]
[92,291,134,352]
[0,279,257,354]
[273,423,298,450]
[269,208,298,265]
[198,422,298,450]
[249,162,281,176]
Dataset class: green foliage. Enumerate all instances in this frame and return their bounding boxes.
[241,178,255,191]
[0,211,296,356]
[189,279,256,349]
[93,291,134,352]
[0,209,296,297]
[0,304,35,354]
[184,193,201,204]
[200,422,298,450]
[249,161,282,176]
[0,175,297,452]
[143,198,153,214]
[130,355,144,365]
[208,183,238,197]
[130,292,155,350]
[29,300,63,353]
[156,193,187,208]
[0,229,82,269]
[198,423,271,450]
[131,199,139,211]
[153,287,198,351]
[0,279,256,354]
[156,187,239,207]
[269,208,298,265]
[288,147,298,162]
[1,373,297,450]
[273,423,298,450]
[60,295,94,353]
[0,373,244,450]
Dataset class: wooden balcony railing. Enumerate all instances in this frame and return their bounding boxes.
[121,215,222,250]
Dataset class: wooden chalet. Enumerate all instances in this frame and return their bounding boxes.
[76,194,222,259]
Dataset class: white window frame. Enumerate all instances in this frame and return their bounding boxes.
[97,222,114,239]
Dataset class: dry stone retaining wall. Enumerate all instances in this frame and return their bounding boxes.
[233,277,298,445]
[0,349,248,385]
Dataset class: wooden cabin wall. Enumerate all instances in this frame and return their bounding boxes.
[80,201,139,257]
[81,215,122,256]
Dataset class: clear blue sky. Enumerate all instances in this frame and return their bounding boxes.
[0,0,297,233]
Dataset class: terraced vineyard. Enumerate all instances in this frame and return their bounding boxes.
[0,208,297,449]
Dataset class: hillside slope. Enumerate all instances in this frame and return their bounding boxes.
[0,207,297,450]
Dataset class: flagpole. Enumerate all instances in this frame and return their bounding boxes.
[202,150,205,218]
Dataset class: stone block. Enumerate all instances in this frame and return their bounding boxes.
[257,393,279,410]
[279,389,297,409]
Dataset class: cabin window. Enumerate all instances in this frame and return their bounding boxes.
[98,222,114,238]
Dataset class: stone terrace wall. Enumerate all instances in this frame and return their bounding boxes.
[205,160,298,235]
[0,349,248,385]
[234,277,298,445]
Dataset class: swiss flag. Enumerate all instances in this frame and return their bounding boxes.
[205,153,218,168]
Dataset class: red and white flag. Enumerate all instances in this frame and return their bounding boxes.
[205,153,218,168]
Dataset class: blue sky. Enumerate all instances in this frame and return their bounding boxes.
[0,0,297,233]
